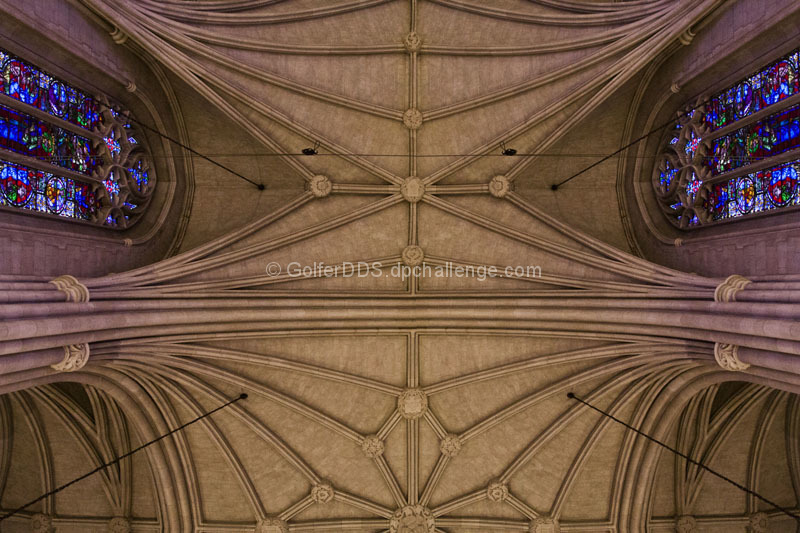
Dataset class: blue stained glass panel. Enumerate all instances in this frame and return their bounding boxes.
[0,50,102,131]
[0,105,97,174]
[0,159,98,220]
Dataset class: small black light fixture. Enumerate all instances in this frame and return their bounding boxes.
[302,141,320,155]
[500,141,517,156]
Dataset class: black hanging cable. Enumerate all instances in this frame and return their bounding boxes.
[567,392,800,522]
[551,109,691,191]
[0,393,248,523]
[97,102,265,191]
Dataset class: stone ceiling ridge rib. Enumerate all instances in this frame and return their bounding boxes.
[3,0,800,531]
[428,0,672,26]
[133,0,395,25]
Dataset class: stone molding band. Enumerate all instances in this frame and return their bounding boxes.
[49,275,90,303]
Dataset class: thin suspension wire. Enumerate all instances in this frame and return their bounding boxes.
[97,102,265,191]
[567,392,800,522]
[29,153,784,161]
[0,393,248,523]
[551,109,694,190]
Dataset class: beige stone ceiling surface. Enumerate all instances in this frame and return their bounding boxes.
[1,1,800,533]
[77,0,726,254]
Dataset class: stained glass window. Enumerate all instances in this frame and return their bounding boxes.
[0,47,155,228]
[0,50,101,130]
[653,47,800,228]
[0,160,98,220]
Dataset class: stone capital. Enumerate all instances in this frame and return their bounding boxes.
[714,343,750,371]
[52,343,90,372]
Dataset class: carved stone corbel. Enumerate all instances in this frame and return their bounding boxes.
[49,275,90,303]
[51,344,90,372]
[714,274,751,302]
[714,343,750,371]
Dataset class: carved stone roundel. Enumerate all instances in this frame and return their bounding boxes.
[489,175,511,198]
[403,31,422,52]
[398,388,428,419]
[675,515,697,533]
[310,481,334,504]
[389,505,435,533]
[307,174,332,198]
[440,434,462,457]
[403,108,423,130]
[401,177,425,203]
[361,435,385,458]
[748,512,768,533]
[529,517,560,533]
[402,245,424,267]
[256,517,290,533]
[108,517,131,533]
[486,480,508,502]
[31,513,53,533]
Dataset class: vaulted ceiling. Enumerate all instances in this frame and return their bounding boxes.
[1,1,800,533]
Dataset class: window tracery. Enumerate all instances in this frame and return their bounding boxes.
[0,48,155,228]
[654,49,799,227]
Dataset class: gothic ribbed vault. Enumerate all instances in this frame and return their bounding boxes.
[1,1,799,533]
